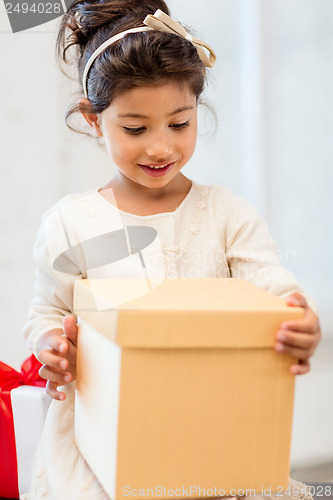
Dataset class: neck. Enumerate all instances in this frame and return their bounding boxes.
[104,172,191,201]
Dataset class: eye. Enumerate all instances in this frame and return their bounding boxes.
[123,126,145,135]
[170,121,190,130]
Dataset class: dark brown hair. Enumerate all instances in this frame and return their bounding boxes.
[56,0,207,136]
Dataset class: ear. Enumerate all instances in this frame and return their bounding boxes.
[79,98,103,137]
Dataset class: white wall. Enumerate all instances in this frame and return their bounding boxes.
[0,7,112,368]
[0,0,332,469]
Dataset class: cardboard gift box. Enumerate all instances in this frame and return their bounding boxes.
[73,278,304,500]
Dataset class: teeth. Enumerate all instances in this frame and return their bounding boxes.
[146,164,169,169]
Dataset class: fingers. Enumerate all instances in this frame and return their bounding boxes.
[285,292,308,308]
[38,331,72,400]
[36,319,78,401]
[275,341,313,360]
[39,348,74,400]
[280,313,320,334]
[46,380,66,401]
[275,328,317,359]
[276,309,321,359]
[290,359,311,376]
[38,349,68,371]
[63,315,78,347]
[39,363,72,386]
[283,293,320,334]
[275,293,321,375]
[275,330,316,352]
[47,332,68,354]
[271,293,320,377]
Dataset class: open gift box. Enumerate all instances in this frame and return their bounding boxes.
[73,278,304,500]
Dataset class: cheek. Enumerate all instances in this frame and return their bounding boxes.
[105,133,140,163]
[180,127,198,157]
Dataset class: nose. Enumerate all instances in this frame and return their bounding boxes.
[145,130,173,159]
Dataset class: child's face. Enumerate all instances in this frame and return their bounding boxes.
[83,82,198,190]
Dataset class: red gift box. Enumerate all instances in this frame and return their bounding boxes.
[0,354,46,499]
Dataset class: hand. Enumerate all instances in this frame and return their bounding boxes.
[37,315,78,400]
[275,293,321,375]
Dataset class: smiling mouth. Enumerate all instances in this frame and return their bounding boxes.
[138,162,175,177]
[139,162,174,170]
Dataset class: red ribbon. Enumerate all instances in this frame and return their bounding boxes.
[0,354,46,498]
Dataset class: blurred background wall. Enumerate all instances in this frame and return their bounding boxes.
[0,0,332,474]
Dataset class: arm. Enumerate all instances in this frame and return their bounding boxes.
[221,192,321,374]
[23,207,81,399]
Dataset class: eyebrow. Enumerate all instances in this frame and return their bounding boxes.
[118,106,194,119]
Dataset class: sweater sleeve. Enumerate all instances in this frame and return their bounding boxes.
[23,206,82,357]
[215,187,318,314]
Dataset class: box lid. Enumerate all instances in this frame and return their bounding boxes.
[73,278,304,348]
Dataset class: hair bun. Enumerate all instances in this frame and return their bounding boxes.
[57,0,170,70]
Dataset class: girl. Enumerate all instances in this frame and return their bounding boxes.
[23,0,321,498]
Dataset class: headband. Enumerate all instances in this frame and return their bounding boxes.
[82,9,216,99]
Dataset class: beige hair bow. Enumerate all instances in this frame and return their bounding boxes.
[83,9,216,97]
[143,9,216,68]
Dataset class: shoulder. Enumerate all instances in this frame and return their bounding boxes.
[193,181,260,221]
[33,189,99,257]
[192,181,273,248]
[212,184,258,217]
[38,188,99,227]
